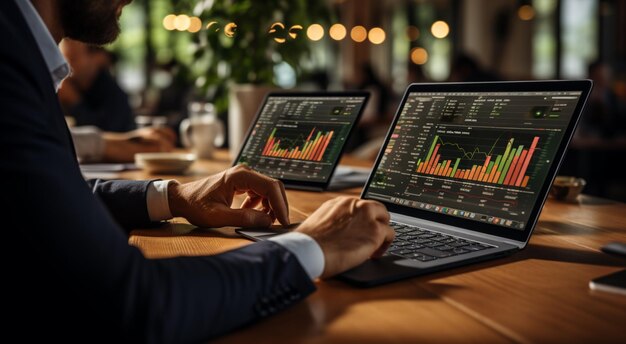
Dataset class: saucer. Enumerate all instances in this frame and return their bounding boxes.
[135,152,196,174]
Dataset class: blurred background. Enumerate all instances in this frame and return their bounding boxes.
[62,0,626,201]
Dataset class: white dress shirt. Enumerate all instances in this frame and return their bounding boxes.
[16,0,325,280]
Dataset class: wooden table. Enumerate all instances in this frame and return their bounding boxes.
[117,150,626,343]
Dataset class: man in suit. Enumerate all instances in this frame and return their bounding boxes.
[0,0,394,342]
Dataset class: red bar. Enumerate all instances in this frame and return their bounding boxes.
[441,160,451,177]
[429,154,441,174]
[468,166,477,180]
[311,133,326,161]
[478,156,491,181]
[515,137,540,186]
[424,144,440,174]
[503,154,520,185]
[509,150,528,186]
[293,147,300,159]
[417,162,424,173]
[473,166,483,181]
[306,127,315,141]
[262,137,273,156]
[316,131,334,161]
[521,175,530,187]
[493,171,501,184]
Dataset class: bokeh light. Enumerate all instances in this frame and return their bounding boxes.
[431,20,449,39]
[329,23,347,41]
[306,24,324,41]
[518,5,535,21]
[163,14,176,31]
[188,17,202,33]
[406,25,420,41]
[350,25,367,43]
[368,27,386,44]
[410,47,429,65]
[173,15,191,32]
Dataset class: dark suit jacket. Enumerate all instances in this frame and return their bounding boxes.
[0,2,315,342]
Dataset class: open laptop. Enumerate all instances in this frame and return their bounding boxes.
[233,92,370,191]
[238,80,592,287]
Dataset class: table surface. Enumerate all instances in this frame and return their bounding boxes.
[115,150,626,343]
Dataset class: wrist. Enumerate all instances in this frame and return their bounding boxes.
[167,180,184,217]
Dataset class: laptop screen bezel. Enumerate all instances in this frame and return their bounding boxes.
[360,80,592,243]
[232,91,370,190]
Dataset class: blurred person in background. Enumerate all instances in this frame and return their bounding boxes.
[59,39,176,163]
[59,39,134,132]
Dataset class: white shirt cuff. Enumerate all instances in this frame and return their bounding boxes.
[146,180,174,221]
[269,232,325,280]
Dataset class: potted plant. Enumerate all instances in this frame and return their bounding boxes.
[176,0,331,155]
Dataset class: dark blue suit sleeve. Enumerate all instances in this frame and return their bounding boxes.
[1,3,316,340]
[86,179,154,230]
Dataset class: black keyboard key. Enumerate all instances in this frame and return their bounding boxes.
[424,242,441,248]
[412,238,433,245]
[435,244,454,251]
[463,245,484,251]
[415,248,453,258]
[452,248,469,254]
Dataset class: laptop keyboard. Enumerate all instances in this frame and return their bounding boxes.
[387,221,496,262]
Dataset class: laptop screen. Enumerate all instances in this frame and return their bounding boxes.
[236,94,367,183]
[363,89,583,232]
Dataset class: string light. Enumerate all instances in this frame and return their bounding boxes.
[518,5,535,21]
[368,27,386,44]
[329,23,347,41]
[350,26,367,43]
[307,24,324,41]
[163,14,176,31]
[410,47,428,65]
[188,17,202,33]
[173,15,191,31]
[431,20,449,39]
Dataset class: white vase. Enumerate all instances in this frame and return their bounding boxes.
[228,84,276,159]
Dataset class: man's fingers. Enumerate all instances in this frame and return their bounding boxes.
[230,169,290,226]
[371,223,395,258]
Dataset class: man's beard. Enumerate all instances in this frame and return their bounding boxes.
[59,0,121,45]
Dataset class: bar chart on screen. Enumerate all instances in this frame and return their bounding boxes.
[261,127,335,161]
[415,129,548,189]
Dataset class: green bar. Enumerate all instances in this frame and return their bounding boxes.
[416,158,422,171]
[497,138,514,174]
[269,128,277,139]
[492,155,502,170]
[424,135,439,165]
[450,158,460,177]
[484,161,495,180]
[516,145,524,157]
[498,148,517,184]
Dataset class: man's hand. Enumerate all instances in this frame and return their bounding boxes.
[296,197,394,279]
[101,127,176,162]
[168,165,290,228]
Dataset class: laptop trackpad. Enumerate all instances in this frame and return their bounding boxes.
[337,256,429,287]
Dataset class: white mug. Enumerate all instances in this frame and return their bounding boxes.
[180,115,225,159]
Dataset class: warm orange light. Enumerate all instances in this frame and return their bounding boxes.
[224,22,237,38]
[329,24,347,41]
[368,27,386,44]
[431,20,449,39]
[163,14,177,31]
[406,25,420,41]
[410,47,428,65]
[174,15,191,32]
[518,5,535,21]
[307,24,324,41]
[350,26,367,43]
[188,17,202,33]
[288,25,303,39]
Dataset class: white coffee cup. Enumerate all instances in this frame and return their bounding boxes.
[180,115,225,159]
